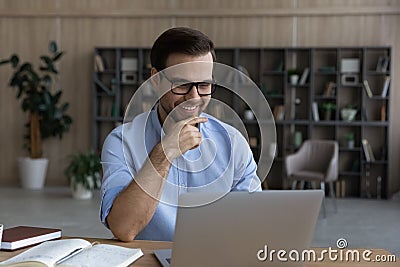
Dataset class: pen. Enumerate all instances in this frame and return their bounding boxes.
[55,247,84,265]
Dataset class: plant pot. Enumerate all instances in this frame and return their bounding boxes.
[324,110,332,121]
[290,75,299,85]
[18,157,48,190]
[347,140,355,149]
[71,183,93,200]
[341,108,357,121]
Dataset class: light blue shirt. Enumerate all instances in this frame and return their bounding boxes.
[100,109,261,241]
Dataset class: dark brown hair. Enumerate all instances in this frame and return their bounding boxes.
[150,27,216,71]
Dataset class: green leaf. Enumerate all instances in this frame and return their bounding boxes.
[52,51,64,61]
[10,55,19,67]
[49,41,58,53]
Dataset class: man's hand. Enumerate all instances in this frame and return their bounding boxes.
[161,116,208,161]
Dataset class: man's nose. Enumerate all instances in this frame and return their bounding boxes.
[185,84,201,99]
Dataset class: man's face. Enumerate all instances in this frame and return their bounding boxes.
[155,52,214,124]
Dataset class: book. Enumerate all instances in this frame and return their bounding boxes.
[323,82,335,97]
[381,56,390,72]
[1,226,61,251]
[273,105,285,120]
[312,102,319,121]
[380,105,386,121]
[0,239,143,267]
[362,139,375,162]
[375,56,384,72]
[363,80,373,98]
[381,76,390,97]
[94,54,105,72]
[299,68,309,85]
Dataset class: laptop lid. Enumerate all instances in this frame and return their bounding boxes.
[169,190,323,267]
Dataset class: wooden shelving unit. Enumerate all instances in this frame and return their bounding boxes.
[92,46,391,198]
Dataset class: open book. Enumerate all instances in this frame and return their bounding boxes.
[0,239,143,267]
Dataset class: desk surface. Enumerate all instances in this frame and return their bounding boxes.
[0,237,398,266]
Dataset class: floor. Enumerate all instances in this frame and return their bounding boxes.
[0,187,399,257]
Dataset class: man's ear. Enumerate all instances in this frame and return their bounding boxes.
[150,67,160,87]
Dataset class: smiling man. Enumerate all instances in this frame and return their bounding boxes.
[100,27,261,242]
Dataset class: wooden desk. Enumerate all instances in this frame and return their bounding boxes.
[0,237,398,266]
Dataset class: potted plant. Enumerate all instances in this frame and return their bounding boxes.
[287,69,301,85]
[341,105,358,121]
[64,151,102,200]
[321,102,336,121]
[344,132,355,149]
[0,41,72,189]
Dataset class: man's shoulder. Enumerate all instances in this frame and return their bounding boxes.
[107,111,153,138]
[201,113,240,136]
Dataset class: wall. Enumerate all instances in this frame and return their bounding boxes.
[0,0,399,196]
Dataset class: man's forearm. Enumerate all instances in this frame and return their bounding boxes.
[106,143,172,241]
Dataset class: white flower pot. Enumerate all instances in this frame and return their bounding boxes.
[290,75,299,85]
[71,183,93,200]
[18,157,49,190]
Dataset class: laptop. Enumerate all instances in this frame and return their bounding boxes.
[155,190,323,267]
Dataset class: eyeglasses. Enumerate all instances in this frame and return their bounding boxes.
[162,73,216,96]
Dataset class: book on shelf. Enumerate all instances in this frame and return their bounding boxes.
[381,76,390,97]
[362,80,373,98]
[376,56,390,72]
[1,226,61,251]
[323,82,335,97]
[381,56,390,72]
[312,102,320,121]
[0,238,143,267]
[94,54,105,72]
[299,68,309,85]
[362,139,375,162]
[380,105,386,121]
[336,180,346,198]
[273,105,285,120]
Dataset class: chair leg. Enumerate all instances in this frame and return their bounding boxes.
[329,181,338,213]
[291,181,297,190]
[320,181,326,218]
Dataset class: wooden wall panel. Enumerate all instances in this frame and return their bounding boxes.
[0,18,56,185]
[175,17,293,47]
[0,0,399,195]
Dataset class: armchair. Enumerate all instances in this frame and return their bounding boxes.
[285,140,339,217]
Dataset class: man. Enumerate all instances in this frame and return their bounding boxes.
[100,27,261,242]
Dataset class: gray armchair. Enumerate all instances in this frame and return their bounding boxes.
[285,140,339,217]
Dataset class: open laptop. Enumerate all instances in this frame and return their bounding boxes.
[155,190,323,267]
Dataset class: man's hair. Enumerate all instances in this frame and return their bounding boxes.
[150,27,216,71]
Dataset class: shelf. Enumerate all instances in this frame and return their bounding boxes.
[366,71,391,76]
[96,116,123,122]
[93,46,391,197]
[367,96,389,100]
[287,83,310,88]
[339,147,362,152]
[340,171,361,177]
[362,160,388,165]
[263,71,284,75]
[95,69,116,74]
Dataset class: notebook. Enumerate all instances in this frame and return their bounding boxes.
[0,238,143,267]
[0,226,61,251]
[155,190,323,267]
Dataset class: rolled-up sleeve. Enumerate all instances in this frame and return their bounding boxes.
[100,127,136,227]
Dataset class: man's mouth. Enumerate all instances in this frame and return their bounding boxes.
[181,105,198,111]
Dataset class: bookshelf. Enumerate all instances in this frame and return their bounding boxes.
[92,46,391,198]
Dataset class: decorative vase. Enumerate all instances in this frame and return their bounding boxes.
[324,110,332,121]
[341,108,357,121]
[290,75,299,85]
[71,182,93,200]
[18,157,49,190]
